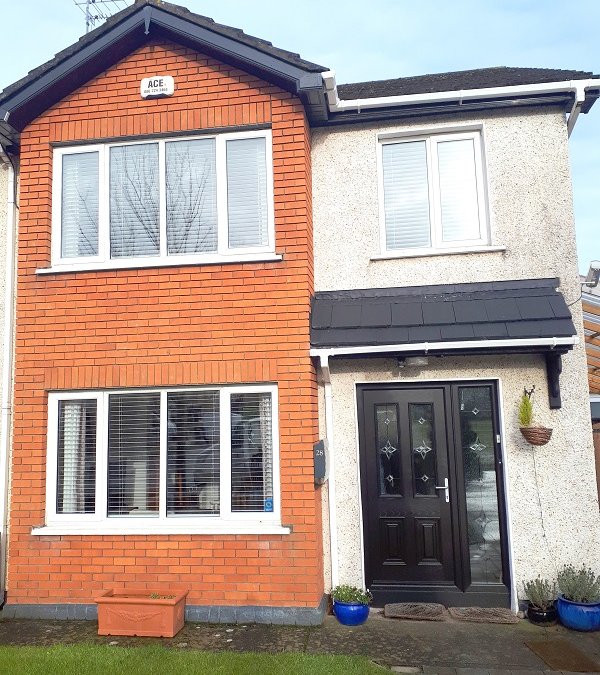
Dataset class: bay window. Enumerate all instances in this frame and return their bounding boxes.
[42,385,282,533]
[379,130,489,253]
[51,129,274,270]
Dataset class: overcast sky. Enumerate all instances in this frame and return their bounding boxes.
[1,0,598,272]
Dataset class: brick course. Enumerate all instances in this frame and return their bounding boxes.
[9,40,323,608]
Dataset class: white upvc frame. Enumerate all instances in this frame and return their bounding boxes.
[39,384,286,535]
[377,129,490,256]
[50,129,276,273]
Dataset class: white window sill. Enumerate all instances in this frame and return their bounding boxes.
[32,523,291,536]
[36,252,283,275]
[371,245,506,261]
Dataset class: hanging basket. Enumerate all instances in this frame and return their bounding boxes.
[520,426,553,446]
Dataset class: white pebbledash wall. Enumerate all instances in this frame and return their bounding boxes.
[312,107,600,604]
[0,164,7,436]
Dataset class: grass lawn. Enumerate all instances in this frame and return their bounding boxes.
[0,644,388,674]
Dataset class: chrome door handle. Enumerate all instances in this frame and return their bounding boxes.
[435,477,449,503]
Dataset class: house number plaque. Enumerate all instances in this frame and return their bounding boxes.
[140,75,175,98]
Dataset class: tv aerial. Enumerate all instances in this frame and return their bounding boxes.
[73,0,132,33]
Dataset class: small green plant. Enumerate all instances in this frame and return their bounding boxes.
[518,386,535,427]
[558,565,600,603]
[523,576,557,611]
[331,584,373,605]
[149,593,175,600]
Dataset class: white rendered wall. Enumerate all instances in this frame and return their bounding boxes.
[312,108,600,599]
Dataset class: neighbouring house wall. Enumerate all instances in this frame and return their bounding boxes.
[0,164,7,433]
[326,355,600,596]
[312,107,600,596]
[594,423,600,502]
[10,40,322,610]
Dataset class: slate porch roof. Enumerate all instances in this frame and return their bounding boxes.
[310,278,576,349]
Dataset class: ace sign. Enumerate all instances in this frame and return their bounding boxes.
[140,76,175,99]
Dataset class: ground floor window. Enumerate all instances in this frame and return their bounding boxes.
[46,385,279,531]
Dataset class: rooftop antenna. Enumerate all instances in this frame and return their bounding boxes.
[73,0,132,33]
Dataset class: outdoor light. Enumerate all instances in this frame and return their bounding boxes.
[398,356,429,368]
[583,261,600,288]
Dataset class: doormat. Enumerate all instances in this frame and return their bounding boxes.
[384,602,447,621]
[526,639,600,672]
[448,607,519,624]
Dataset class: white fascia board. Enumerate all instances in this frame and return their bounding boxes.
[310,336,578,359]
[328,79,600,112]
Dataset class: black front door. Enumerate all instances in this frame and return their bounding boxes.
[358,382,510,607]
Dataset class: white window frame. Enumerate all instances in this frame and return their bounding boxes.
[49,129,277,273]
[37,384,287,535]
[377,129,490,256]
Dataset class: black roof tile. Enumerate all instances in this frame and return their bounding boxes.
[453,300,489,324]
[311,278,576,349]
[361,303,392,328]
[484,298,521,321]
[422,301,455,326]
[391,303,424,327]
[331,303,362,328]
[515,297,555,319]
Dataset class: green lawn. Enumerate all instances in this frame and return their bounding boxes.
[0,644,388,674]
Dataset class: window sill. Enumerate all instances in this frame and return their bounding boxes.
[371,246,506,261]
[36,252,283,275]
[32,522,291,536]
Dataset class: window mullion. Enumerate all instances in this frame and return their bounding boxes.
[159,141,167,258]
[95,393,107,521]
[216,136,229,255]
[220,388,232,518]
[100,145,110,261]
[428,137,442,248]
[159,390,168,520]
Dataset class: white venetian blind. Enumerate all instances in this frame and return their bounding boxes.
[382,141,431,249]
[230,392,273,512]
[107,393,160,517]
[166,139,218,254]
[110,143,160,258]
[226,137,268,249]
[61,152,99,258]
[437,138,481,242]
[167,391,220,515]
[57,399,97,514]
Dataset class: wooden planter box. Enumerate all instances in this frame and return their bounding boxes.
[95,589,188,638]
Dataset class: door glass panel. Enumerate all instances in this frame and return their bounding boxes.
[375,404,401,495]
[410,403,437,496]
[459,386,502,584]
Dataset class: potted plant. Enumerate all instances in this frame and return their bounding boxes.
[95,588,188,637]
[523,576,558,625]
[331,584,372,626]
[556,565,600,631]
[519,386,552,445]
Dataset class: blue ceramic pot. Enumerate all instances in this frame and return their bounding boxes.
[333,600,369,626]
[556,596,600,631]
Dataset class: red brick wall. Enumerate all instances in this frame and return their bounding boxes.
[9,40,323,608]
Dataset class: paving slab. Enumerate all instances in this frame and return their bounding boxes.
[0,612,598,672]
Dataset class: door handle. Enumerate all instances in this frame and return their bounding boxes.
[435,477,449,503]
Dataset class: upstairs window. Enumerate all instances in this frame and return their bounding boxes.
[379,131,488,253]
[52,130,273,269]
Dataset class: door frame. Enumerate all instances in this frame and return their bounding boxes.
[354,377,516,608]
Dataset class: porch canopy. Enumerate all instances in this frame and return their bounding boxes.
[310,278,577,408]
